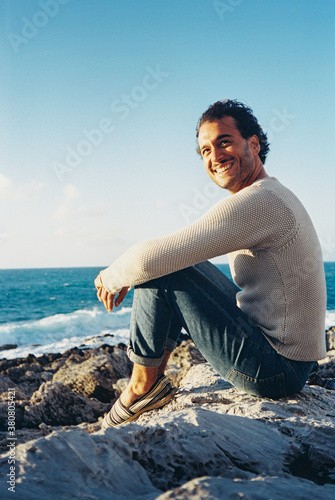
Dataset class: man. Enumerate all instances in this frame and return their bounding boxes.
[95,99,327,428]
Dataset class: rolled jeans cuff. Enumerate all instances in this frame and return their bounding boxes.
[127,345,165,368]
[165,338,177,352]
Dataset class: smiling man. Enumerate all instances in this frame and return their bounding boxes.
[198,115,267,193]
[96,99,327,428]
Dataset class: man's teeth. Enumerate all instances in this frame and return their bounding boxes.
[215,163,232,173]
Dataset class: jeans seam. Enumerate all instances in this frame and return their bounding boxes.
[226,368,287,398]
[281,358,305,391]
[182,271,251,338]
[227,367,285,384]
[130,286,140,334]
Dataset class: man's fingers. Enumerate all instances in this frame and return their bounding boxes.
[94,274,103,289]
[106,292,114,312]
[115,287,128,307]
[95,274,123,312]
[97,286,104,302]
[96,285,114,312]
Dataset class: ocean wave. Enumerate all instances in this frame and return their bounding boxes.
[1,306,334,361]
[326,310,335,329]
[0,328,130,360]
[0,306,132,350]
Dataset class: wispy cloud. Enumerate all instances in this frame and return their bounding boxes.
[54,183,109,224]
[53,184,80,222]
[0,174,43,202]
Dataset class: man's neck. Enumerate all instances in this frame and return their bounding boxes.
[229,163,268,194]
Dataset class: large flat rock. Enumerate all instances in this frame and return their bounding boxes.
[1,362,335,499]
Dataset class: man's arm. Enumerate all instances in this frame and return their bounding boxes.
[97,182,292,298]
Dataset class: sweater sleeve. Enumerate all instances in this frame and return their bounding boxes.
[100,183,296,294]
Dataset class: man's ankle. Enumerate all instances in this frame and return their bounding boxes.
[130,378,155,396]
[121,377,156,406]
[157,349,172,376]
[129,365,158,393]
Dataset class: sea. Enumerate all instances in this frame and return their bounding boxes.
[0,263,334,360]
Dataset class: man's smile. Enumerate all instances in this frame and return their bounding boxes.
[212,160,234,175]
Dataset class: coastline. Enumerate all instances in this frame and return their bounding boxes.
[1,262,334,362]
[1,311,335,362]
[0,331,335,498]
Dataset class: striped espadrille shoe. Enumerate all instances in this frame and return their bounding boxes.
[102,375,176,429]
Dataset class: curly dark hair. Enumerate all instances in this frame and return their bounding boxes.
[196,99,270,164]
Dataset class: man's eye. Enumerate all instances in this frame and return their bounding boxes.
[201,148,210,156]
[220,140,229,146]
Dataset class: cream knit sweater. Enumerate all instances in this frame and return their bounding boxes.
[101,177,327,361]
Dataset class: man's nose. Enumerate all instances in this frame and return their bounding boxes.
[211,147,225,162]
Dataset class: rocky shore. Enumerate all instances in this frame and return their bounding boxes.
[0,331,335,499]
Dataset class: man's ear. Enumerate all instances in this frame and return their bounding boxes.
[249,135,260,155]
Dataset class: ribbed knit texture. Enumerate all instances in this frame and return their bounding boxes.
[101,177,327,361]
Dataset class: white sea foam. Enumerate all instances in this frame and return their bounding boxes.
[1,306,334,361]
[326,309,335,329]
[0,328,130,360]
[0,306,132,358]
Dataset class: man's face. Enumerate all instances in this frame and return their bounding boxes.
[198,116,261,194]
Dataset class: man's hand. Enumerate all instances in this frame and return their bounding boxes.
[94,274,129,312]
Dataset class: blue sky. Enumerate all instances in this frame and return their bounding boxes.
[1,0,334,269]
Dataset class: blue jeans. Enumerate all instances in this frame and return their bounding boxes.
[128,261,315,399]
